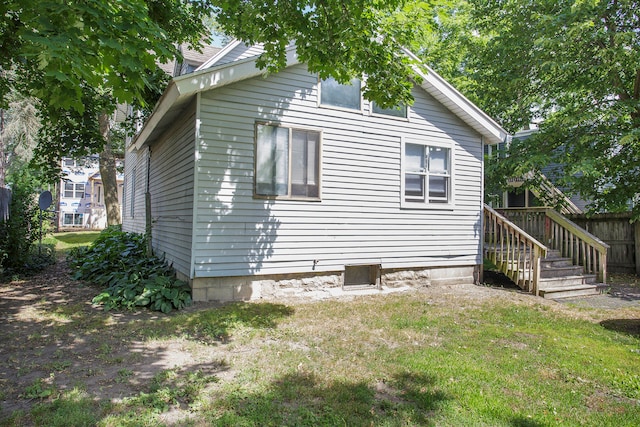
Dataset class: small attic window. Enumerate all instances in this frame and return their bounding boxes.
[320,76,361,110]
[371,102,407,118]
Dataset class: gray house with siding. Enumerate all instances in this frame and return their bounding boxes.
[123,42,508,302]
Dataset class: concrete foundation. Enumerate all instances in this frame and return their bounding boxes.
[191,265,479,302]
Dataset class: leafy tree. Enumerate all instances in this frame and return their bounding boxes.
[419,0,640,217]
[0,89,40,187]
[212,0,427,107]
[2,0,210,225]
[3,1,431,226]
[0,168,52,276]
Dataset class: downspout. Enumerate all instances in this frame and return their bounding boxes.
[189,93,202,282]
[479,135,485,285]
[145,147,153,257]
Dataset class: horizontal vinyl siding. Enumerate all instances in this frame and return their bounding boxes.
[147,105,196,278]
[122,146,148,235]
[194,64,484,277]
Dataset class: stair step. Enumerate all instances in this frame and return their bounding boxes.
[541,257,574,268]
[539,274,597,287]
[538,284,600,299]
[540,265,585,278]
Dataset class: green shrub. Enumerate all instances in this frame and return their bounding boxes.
[0,169,55,277]
[68,226,191,313]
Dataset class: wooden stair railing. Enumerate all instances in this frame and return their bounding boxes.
[497,207,609,284]
[508,171,583,215]
[484,205,548,295]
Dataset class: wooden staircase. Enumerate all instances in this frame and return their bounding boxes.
[484,205,609,299]
[537,250,599,299]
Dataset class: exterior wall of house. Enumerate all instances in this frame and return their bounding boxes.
[122,104,197,279]
[122,148,149,235]
[190,64,484,300]
[147,104,197,278]
[58,157,124,230]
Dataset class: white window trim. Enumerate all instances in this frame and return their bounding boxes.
[63,212,84,226]
[400,137,455,210]
[317,76,364,114]
[254,121,323,201]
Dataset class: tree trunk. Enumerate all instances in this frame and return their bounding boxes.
[0,108,5,188]
[98,112,121,226]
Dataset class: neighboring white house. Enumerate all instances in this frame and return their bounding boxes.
[123,42,508,302]
[58,157,124,230]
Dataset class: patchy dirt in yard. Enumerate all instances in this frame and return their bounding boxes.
[0,260,230,421]
[0,261,639,423]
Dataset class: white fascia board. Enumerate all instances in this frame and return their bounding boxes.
[129,82,180,151]
[195,39,243,71]
[417,65,508,144]
[402,48,508,144]
[132,47,300,150]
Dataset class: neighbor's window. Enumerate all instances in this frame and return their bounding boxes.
[63,182,85,198]
[255,124,320,199]
[320,76,361,110]
[404,142,452,206]
[371,102,407,118]
[63,213,83,226]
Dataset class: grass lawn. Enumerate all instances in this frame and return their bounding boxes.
[44,231,101,253]
[1,273,639,425]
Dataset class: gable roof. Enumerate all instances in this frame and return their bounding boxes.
[131,43,508,151]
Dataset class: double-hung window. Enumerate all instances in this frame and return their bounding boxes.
[255,123,321,199]
[64,182,85,198]
[403,141,452,207]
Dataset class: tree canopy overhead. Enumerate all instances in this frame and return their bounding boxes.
[421,0,640,216]
[212,0,426,107]
[1,0,208,113]
[2,0,426,115]
[1,0,430,187]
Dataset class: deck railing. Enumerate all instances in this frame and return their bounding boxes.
[484,205,548,295]
[497,207,609,283]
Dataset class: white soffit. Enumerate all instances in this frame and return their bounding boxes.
[132,44,506,150]
[131,47,299,150]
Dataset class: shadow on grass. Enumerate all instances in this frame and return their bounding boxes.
[207,371,447,426]
[600,318,640,338]
[510,416,546,427]
[175,302,295,344]
[0,279,294,425]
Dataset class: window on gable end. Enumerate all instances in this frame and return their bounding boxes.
[403,141,453,207]
[371,101,407,118]
[319,76,361,110]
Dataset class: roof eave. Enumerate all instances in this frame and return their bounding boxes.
[403,49,508,144]
[131,47,300,150]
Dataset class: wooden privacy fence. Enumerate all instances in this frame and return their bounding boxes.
[484,205,547,295]
[498,208,609,283]
[567,212,640,275]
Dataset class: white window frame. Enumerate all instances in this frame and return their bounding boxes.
[63,213,84,227]
[401,138,454,209]
[318,76,363,112]
[63,182,85,198]
[254,122,322,201]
